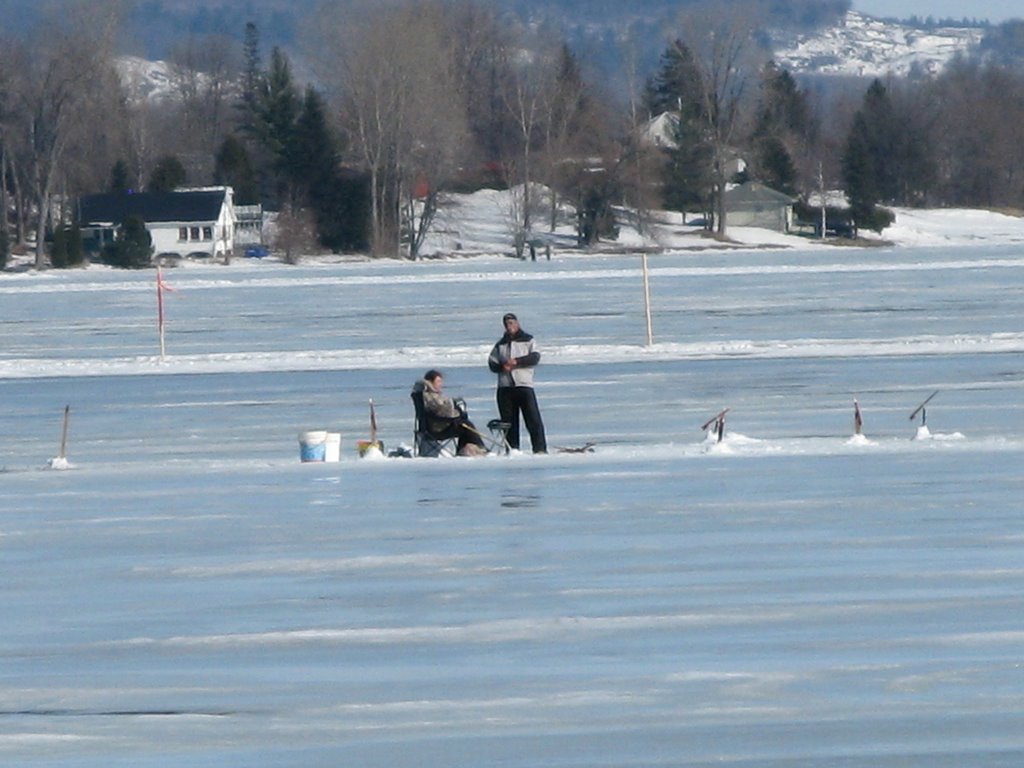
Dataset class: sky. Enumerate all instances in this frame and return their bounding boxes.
[854,0,1022,22]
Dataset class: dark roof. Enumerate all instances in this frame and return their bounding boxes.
[78,190,227,225]
[724,182,796,206]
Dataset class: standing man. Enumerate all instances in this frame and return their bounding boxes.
[488,312,547,453]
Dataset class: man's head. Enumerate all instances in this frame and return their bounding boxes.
[502,313,519,333]
[424,369,443,386]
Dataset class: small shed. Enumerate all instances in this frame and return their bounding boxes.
[78,187,236,260]
[724,182,796,233]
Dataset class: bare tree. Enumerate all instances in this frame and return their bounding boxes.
[312,0,468,258]
[168,34,241,158]
[675,4,766,235]
[0,43,20,250]
[274,203,317,264]
[617,23,663,233]
[500,33,561,253]
[12,2,122,267]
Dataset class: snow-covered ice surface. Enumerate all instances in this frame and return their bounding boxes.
[3,210,1024,766]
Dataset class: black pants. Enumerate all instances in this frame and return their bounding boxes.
[436,417,486,452]
[497,386,546,453]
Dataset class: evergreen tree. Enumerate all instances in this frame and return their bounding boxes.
[749,63,810,196]
[252,47,301,207]
[104,216,153,269]
[290,86,345,246]
[50,226,68,268]
[214,135,259,204]
[238,21,262,137]
[109,159,130,193]
[755,135,798,195]
[314,169,371,253]
[290,86,336,201]
[67,223,84,267]
[859,80,900,203]
[755,63,810,138]
[50,225,84,269]
[842,111,878,227]
[148,155,187,193]
[646,41,713,219]
[661,114,714,219]
[644,40,704,118]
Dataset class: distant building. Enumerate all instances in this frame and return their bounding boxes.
[724,182,796,233]
[639,111,747,178]
[234,204,264,246]
[78,187,236,260]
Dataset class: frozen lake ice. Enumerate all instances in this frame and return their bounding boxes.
[2,242,1024,766]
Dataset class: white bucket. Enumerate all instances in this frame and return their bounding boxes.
[299,430,328,462]
[324,432,341,462]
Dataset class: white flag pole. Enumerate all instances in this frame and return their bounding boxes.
[641,253,653,346]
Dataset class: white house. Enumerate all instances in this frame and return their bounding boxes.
[639,111,747,177]
[78,186,236,260]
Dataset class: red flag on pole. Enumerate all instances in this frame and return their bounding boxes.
[156,266,177,360]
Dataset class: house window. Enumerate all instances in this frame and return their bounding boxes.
[179,227,188,241]
[202,226,213,241]
[190,226,200,240]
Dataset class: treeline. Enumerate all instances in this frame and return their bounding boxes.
[4,0,1024,269]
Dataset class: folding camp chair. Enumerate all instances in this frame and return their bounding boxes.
[486,419,512,455]
[410,385,459,457]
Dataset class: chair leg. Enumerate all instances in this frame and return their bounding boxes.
[486,420,512,455]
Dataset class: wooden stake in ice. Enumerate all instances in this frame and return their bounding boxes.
[701,408,730,443]
[910,390,939,426]
[641,254,654,346]
[854,399,863,435]
[48,405,71,469]
[59,404,70,458]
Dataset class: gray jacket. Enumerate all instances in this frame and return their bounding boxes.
[488,329,541,388]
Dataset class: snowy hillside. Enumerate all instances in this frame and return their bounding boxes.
[111,11,990,105]
[773,11,984,77]
[114,56,180,103]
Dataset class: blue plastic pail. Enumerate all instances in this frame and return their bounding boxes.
[299,430,328,462]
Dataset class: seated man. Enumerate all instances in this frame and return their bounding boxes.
[418,369,488,456]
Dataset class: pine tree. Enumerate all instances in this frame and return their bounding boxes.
[646,41,713,219]
[238,22,262,138]
[661,114,713,219]
[755,135,798,195]
[148,155,187,193]
[644,41,704,119]
[50,226,69,268]
[104,216,153,269]
[252,47,301,207]
[214,135,259,204]
[842,112,877,226]
[290,86,342,245]
[749,63,810,196]
[289,86,336,200]
[110,159,130,193]
[50,225,84,269]
[841,79,904,232]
